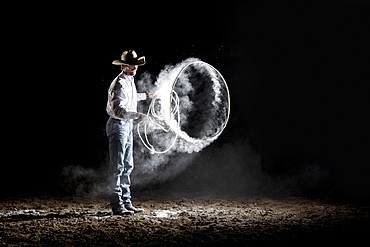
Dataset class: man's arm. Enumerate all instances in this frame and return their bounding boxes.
[137,92,156,101]
[111,98,141,120]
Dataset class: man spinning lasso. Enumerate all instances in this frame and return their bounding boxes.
[106,50,155,215]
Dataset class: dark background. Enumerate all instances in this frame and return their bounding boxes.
[3,0,370,201]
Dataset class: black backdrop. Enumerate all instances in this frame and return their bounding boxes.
[3,0,370,200]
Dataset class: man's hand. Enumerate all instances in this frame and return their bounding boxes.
[136,113,150,123]
[146,92,156,99]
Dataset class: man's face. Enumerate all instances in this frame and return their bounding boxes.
[121,65,138,76]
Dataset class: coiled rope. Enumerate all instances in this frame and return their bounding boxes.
[137,61,230,154]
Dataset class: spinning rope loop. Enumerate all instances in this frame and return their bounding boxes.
[137,61,230,154]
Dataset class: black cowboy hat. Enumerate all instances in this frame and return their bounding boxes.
[112,50,146,66]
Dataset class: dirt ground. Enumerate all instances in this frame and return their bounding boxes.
[1,190,370,246]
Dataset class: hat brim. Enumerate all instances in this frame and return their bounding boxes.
[112,56,146,66]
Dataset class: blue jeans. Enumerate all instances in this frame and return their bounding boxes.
[106,117,134,209]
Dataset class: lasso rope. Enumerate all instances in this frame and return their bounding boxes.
[137,61,230,154]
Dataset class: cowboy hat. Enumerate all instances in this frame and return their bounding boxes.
[112,50,146,66]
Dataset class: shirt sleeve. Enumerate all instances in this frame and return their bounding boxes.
[137,93,147,101]
[111,99,141,120]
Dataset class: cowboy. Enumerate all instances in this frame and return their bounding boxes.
[106,50,154,215]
